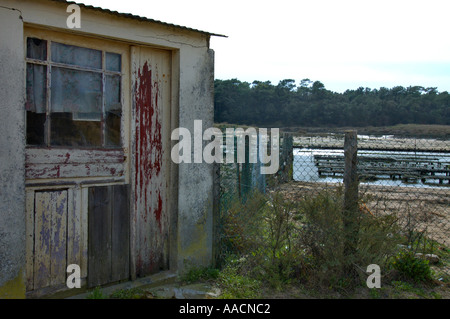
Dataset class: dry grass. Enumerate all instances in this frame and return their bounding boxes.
[276,181,449,248]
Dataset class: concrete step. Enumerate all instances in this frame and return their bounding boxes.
[66,270,178,299]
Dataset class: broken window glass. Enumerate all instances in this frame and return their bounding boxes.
[27,38,47,60]
[105,75,121,147]
[50,67,102,147]
[25,38,122,149]
[26,63,47,145]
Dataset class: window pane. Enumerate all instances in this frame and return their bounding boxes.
[50,67,102,147]
[51,67,102,114]
[51,42,102,69]
[26,64,47,113]
[27,112,46,146]
[106,52,121,72]
[26,63,47,146]
[51,114,102,147]
[105,75,121,147]
[27,38,47,60]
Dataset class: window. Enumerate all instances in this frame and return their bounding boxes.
[26,38,122,148]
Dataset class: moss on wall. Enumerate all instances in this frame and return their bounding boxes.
[0,269,26,299]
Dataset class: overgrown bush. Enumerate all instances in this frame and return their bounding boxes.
[251,192,300,288]
[217,258,262,299]
[181,266,220,284]
[219,190,301,288]
[390,251,433,283]
[294,188,402,289]
[219,187,406,292]
[294,189,346,287]
[219,190,267,258]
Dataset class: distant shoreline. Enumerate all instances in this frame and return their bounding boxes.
[280,124,450,140]
[292,135,450,152]
[214,123,450,139]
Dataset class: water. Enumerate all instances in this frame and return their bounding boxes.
[293,148,450,188]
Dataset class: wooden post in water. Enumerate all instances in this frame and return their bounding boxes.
[343,130,360,281]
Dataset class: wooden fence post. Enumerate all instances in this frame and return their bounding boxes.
[343,130,360,280]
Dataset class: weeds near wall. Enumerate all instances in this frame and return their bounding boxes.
[216,186,446,294]
[215,131,449,297]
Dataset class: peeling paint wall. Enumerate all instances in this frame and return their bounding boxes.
[0,7,26,298]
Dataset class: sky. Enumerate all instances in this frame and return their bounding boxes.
[77,0,450,93]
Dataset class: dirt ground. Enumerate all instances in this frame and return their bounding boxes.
[275,181,449,245]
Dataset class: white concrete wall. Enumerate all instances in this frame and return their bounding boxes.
[0,6,26,298]
[177,48,216,271]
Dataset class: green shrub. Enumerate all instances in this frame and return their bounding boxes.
[390,251,433,282]
[109,287,146,299]
[219,187,405,292]
[217,261,261,299]
[219,190,267,257]
[294,188,402,289]
[295,189,345,286]
[86,286,106,299]
[219,190,303,289]
[181,266,220,284]
[255,192,300,287]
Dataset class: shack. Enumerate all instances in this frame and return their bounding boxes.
[0,0,224,298]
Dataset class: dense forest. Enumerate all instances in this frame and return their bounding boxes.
[214,79,450,127]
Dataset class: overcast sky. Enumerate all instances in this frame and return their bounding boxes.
[78,0,450,93]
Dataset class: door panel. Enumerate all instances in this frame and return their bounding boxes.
[33,190,68,290]
[131,46,171,277]
[88,184,130,287]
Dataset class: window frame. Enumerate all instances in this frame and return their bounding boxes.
[24,27,131,182]
[24,27,129,150]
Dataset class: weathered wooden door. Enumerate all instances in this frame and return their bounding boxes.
[131,46,172,277]
[30,190,68,291]
[88,184,130,287]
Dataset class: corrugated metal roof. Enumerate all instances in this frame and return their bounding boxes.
[50,0,227,38]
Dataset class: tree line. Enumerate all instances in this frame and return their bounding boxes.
[214,78,450,127]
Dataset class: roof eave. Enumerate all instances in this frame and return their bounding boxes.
[50,0,227,38]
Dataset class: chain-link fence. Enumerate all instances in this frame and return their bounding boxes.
[214,130,449,287]
[287,133,449,278]
[214,132,293,263]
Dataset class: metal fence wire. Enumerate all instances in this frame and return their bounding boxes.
[213,132,292,261]
[214,130,450,282]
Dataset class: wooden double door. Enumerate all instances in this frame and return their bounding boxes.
[26,184,131,294]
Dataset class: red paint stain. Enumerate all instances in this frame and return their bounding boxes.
[134,61,165,276]
[135,64,163,196]
[155,192,163,230]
